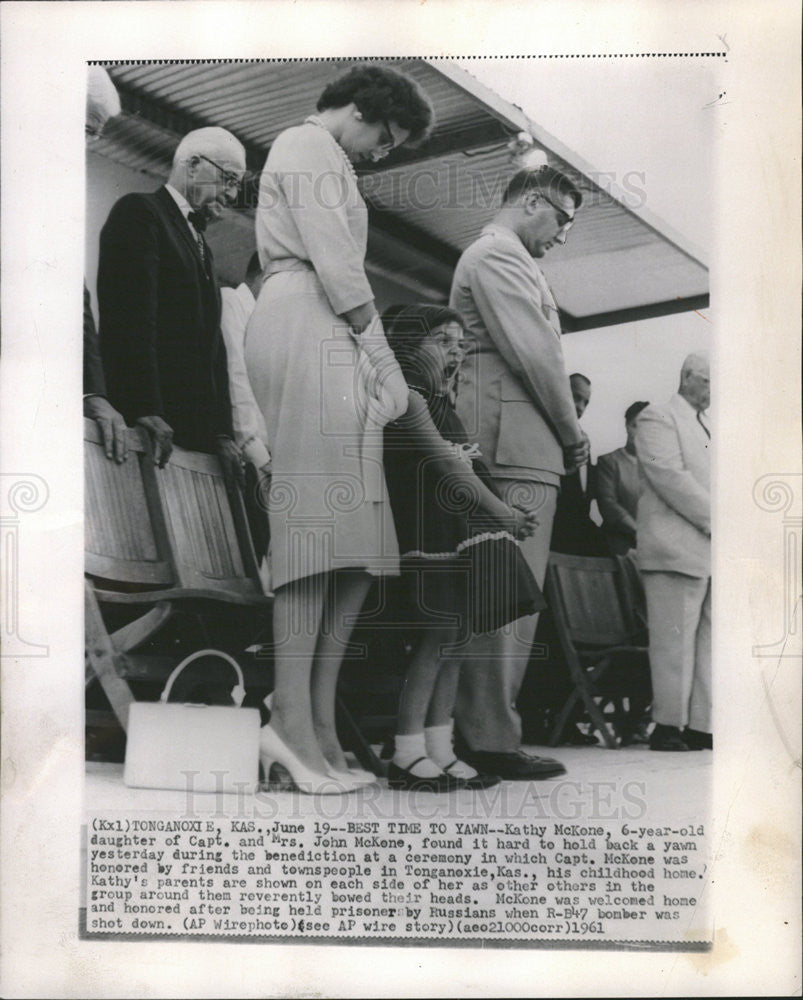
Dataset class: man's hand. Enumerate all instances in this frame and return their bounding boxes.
[137,415,174,468]
[216,435,245,489]
[563,434,590,474]
[84,395,128,463]
[255,460,272,512]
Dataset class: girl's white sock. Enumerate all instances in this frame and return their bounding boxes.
[393,732,442,777]
[425,721,478,779]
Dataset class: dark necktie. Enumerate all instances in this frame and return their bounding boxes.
[187,209,207,233]
[696,411,710,438]
[187,211,209,272]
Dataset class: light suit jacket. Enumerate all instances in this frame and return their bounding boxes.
[450,225,582,485]
[634,394,710,577]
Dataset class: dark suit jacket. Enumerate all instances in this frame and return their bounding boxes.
[550,463,608,556]
[97,186,232,452]
[83,283,106,397]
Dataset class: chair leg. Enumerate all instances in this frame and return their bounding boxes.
[585,658,624,749]
[335,695,386,776]
[85,582,135,732]
[548,689,581,746]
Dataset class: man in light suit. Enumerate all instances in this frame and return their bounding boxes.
[634,352,712,751]
[450,166,588,779]
[98,127,246,471]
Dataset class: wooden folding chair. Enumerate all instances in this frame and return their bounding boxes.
[85,419,377,772]
[84,419,272,743]
[543,552,649,749]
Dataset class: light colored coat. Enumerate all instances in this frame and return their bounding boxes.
[450,225,582,485]
[245,120,398,588]
[634,394,710,577]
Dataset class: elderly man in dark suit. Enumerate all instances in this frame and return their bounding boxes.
[450,166,588,780]
[97,126,246,470]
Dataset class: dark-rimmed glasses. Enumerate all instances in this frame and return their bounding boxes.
[197,154,243,190]
[534,191,575,231]
[378,118,403,152]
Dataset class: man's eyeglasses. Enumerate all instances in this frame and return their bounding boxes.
[534,192,575,232]
[197,154,243,190]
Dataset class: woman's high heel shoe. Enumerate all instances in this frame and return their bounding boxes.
[259,725,355,795]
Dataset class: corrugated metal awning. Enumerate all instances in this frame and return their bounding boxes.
[92,59,708,329]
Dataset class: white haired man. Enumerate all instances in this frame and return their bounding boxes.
[97,127,246,473]
[634,352,712,751]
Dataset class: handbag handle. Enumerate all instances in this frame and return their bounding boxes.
[160,649,246,707]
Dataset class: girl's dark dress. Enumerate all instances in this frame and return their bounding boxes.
[383,388,545,639]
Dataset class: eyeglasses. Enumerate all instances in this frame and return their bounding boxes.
[377,118,402,152]
[534,191,575,232]
[197,154,243,190]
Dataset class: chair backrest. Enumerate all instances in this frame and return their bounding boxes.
[149,443,263,600]
[85,418,173,587]
[545,552,642,648]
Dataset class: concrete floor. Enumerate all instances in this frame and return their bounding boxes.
[85,743,711,823]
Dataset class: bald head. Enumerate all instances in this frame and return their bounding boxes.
[168,127,246,223]
[679,351,710,411]
[171,127,245,170]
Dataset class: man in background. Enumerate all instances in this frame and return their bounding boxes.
[549,372,607,556]
[220,252,272,590]
[635,352,712,752]
[597,400,650,554]
[449,165,588,780]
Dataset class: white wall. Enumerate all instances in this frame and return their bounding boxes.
[561,310,713,461]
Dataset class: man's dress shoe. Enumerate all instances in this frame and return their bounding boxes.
[683,727,713,750]
[461,749,567,780]
[649,724,689,752]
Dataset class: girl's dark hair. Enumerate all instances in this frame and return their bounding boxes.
[382,303,463,380]
[317,65,434,145]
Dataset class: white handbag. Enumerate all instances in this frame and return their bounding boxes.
[124,649,261,794]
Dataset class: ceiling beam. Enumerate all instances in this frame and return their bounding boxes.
[560,293,710,332]
[358,119,514,173]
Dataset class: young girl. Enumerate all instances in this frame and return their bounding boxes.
[381,305,546,791]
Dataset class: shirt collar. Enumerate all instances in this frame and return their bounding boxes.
[675,392,707,418]
[165,183,192,219]
[481,222,523,246]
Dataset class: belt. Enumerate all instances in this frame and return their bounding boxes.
[262,258,315,279]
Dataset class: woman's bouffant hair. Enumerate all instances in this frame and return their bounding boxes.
[317,65,435,146]
[382,303,463,379]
